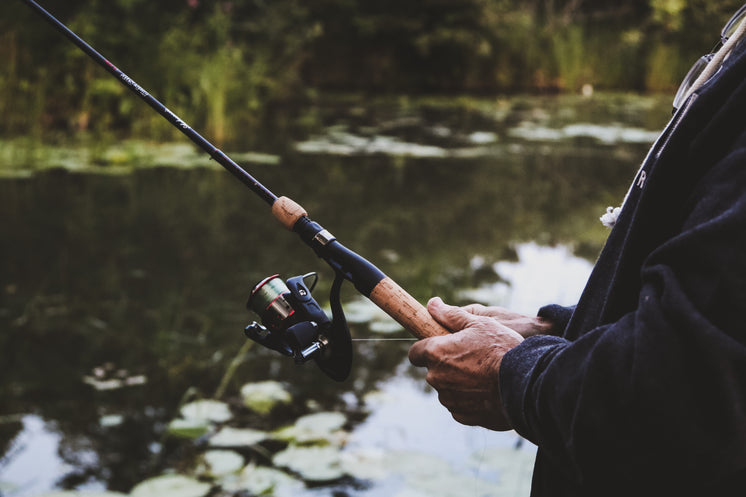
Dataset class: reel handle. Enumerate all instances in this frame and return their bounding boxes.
[272,196,450,339]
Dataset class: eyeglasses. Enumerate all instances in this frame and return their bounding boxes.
[673,4,746,111]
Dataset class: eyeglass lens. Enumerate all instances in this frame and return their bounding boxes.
[673,3,746,110]
[723,4,746,40]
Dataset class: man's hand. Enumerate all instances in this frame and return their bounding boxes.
[408,297,525,431]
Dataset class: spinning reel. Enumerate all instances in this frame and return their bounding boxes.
[244,271,352,381]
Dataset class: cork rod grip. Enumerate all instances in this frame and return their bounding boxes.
[369,277,450,339]
[272,196,307,230]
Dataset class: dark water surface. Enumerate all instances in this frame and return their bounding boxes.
[0,94,670,496]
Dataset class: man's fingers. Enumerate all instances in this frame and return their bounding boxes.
[427,297,480,331]
[408,336,435,367]
[437,388,492,409]
[461,303,519,321]
[461,303,490,316]
[438,391,498,428]
[409,336,479,387]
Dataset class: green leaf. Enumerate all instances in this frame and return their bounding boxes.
[240,381,292,415]
[130,474,211,497]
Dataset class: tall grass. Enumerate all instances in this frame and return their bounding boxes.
[0,1,722,145]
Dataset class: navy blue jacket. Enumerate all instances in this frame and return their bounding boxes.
[500,38,746,495]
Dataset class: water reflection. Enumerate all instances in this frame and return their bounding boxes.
[459,243,593,315]
[0,94,667,495]
[345,376,536,497]
[0,416,85,496]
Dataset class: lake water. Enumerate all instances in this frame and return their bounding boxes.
[0,93,671,496]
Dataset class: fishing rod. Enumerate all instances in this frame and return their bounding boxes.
[21,0,449,381]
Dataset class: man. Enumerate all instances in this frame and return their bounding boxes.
[409,5,746,495]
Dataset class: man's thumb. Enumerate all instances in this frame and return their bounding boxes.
[427,297,474,332]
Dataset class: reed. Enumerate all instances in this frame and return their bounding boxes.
[0,0,730,142]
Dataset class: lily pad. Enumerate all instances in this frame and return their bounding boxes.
[130,474,211,497]
[340,448,389,480]
[229,151,281,165]
[468,131,498,144]
[208,426,269,448]
[361,389,395,408]
[467,446,536,470]
[468,446,536,491]
[400,470,499,497]
[341,298,388,324]
[384,451,454,478]
[274,411,347,445]
[272,445,346,482]
[167,418,210,439]
[180,399,232,423]
[383,451,507,497]
[369,319,404,334]
[240,381,292,415]
[220,465,304,496]
[338,298,402,334]
[199,450,245,477]
[99,414,124,427]
[35,493,127,497]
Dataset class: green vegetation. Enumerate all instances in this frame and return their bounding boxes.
[1,0,743,145]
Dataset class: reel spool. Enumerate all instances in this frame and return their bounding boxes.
[244,272,352,381]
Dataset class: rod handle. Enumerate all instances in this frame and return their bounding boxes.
[369,277,450,339]
[272,196,307,230]
[272,196,450,339]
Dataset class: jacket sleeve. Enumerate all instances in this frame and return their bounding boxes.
[536,304,575,336]
[499,135,746,490]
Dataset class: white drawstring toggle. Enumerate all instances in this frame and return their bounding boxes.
[600,206,621,228]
